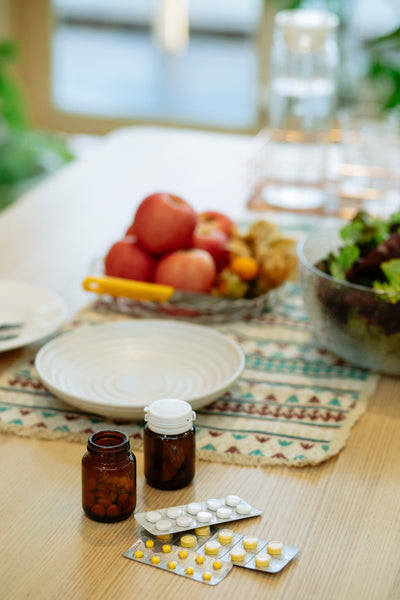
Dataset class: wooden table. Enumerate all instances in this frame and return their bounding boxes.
[0,127,399,600]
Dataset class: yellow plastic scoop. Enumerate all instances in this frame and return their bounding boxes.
[83,276,175,303]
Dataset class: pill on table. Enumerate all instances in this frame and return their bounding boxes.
[156,534,172,542]
[166,507,184,519]
[225,495,241,507]
[195,525,211,536]
[216,507,232,519]
[196,555,205,565]
[179,549,188,559]
[162,544,171,553]
[134,550,144,558]
[230,548,246,562]
[145,540,155,549]
[155,519,171,532]
[186,567,194,576]
[151,556,160,565]
[255,553,271,568]
[203,572,212,581]
[176,515,193,528]
[267,541,283,555]
[187,502,202,515]
[206,499,222,511]
[205,540,220,555]
[181,534,196,548]
[146,510,162,523]
[236,502,252,515]
[218,529,234,545]
[196,511,212,523]
[168,561,177,570]
[213,560,222,570]
[243,536,258,551]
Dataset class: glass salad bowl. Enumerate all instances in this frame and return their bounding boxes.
[297,226,400,375]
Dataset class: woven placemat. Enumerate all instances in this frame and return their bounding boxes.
[0,285,379,467]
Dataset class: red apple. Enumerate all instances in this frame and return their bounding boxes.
[192,223,229,271]
[133,192,197,254]
[198,211,235,237]
[104,238,155,281]
[125,221,136,237]
[154,249,216,293]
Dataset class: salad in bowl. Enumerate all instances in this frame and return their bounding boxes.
[297,210,400,375]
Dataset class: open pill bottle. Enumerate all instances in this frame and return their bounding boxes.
[82,430,136,523]
[144,398,196,490]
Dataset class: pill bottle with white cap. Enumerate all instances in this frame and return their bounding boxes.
[144,398,196,490]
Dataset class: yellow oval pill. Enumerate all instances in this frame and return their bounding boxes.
[162,544,171,553]
[181,534,196,548]
[243,536,258,550]
[168,561,177,570]
[267,541,283,555]
[255,553,271,568]
[186,567,194,576]
[196,555,205,565]
[134,550,144,559]
[218,529,233,545]
[195,525,211,536]
[213,560,222,570]
[156,534,172,542]
[203,572,212,581]
[151,555,160,565]
[179,549,188,560]
[230,549,246,562]
[205,541,220,555]
[145,540,155,549]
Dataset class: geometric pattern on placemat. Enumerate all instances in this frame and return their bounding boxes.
[0,285,379,467]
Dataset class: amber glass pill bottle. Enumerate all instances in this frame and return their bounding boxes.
[144,398,196,490]
[82,430,136,523]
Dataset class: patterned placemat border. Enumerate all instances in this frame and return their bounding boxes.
[0,285,379,467]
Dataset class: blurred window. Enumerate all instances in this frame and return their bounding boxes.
[51,0,263,130]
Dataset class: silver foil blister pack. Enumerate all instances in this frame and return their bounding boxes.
[124,533,232,586]
[124,525,299,584]
[134,495,261,535]
[202,529,299,573]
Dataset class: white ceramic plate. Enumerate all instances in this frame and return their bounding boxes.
[0,279,67,352]
[35,320,245,419]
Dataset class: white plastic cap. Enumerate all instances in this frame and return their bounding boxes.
[144,398,196,435]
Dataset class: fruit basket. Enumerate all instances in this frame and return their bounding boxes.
[86,270,285,324]
[85,193,298,323]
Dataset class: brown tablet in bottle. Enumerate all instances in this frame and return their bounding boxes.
[144,398,196,490]
[82,430,136,522]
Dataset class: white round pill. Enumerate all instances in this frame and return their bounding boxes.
[206,499,222,511]
[225,495,241,507]
[166,507,184,519]
[146,510,162,523]
[176,515,193,528]
[196,511,212,523]
[155,519,172,531]
[236,502,252,515]
[216,507,232,519]
[187,502,202,515]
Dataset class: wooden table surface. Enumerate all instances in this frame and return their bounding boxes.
[0,127,399,600]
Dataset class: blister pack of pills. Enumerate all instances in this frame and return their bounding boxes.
[124,526,298,584]
[124,534,232,586]
[134,495,261,535]
[199,528,299,574]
